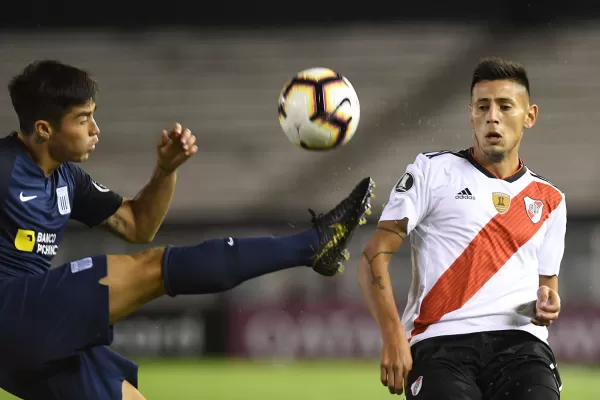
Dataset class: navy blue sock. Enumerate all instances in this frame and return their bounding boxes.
[161,229,320,296]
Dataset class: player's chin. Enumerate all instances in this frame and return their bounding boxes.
[70,152,91,163]
[480,141,506,154]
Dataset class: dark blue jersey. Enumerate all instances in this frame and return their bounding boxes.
[0,133,123,277]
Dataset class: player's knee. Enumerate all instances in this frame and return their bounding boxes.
[103,248,167,323]
[103,247,165,288]
[129,247,165,282]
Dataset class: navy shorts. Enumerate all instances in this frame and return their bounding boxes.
[405,330,562,400]
[0,255,139,400]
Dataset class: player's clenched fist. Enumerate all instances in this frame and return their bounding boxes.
[380,336,413,395]
[156,122,198,173]
[531,285,561,326]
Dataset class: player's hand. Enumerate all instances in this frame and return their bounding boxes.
[380,335,413,395]
[531,285,561,326]
[156,123,198,173]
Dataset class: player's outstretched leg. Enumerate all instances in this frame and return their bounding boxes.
[103,177,375,323]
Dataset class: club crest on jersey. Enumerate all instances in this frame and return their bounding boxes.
[492,192,511,214]
[56,186,71,215]
[395,172,415,193]
[411,376,423,396]
[524,196,544,224]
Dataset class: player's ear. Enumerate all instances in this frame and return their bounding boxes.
[33,120,52,143]
[524,104,538,129]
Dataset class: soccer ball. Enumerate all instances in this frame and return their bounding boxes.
[278,67,360,150]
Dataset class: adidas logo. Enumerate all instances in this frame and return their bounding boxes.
[455,188,476,200]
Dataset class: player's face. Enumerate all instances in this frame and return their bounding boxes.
[47,100,100,163]
[470,80,537,160]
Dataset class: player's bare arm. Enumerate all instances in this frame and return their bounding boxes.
[532,275,560,327]
[103,165,176,244]
[359,219,406,304]
[358,218,412,395]
[103,123,197,243]
[539,274,558,292]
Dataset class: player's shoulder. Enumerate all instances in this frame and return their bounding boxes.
[0,133,23,177]
[61,161,78,173]
[59,162,89,186]
[394,149,468,193]
[412,148,469,170]
[62,161,93,176]
[0,132,22,154]
[526,168,565,199]
[62,162,112,194]
[421,149,469,161]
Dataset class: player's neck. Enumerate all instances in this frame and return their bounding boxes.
[16,132,61,177]
[471,147,521,180]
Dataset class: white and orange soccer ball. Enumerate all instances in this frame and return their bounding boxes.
[277,67,360,150]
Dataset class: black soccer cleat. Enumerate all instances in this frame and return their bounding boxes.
[308,177,375,276]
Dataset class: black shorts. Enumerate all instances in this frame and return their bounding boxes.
[0,256,138,400]
[405,330,562,400]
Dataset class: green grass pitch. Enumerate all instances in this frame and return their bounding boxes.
[0,359,597,399]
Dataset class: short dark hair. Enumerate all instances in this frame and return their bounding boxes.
[471,57,530,98]
[8,60,98,134]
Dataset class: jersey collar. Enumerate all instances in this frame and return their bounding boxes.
[459,148,527,183]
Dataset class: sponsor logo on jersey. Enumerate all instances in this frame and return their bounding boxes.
[456,188,475,200]
[492,192,511,214]
[14,228,59,256]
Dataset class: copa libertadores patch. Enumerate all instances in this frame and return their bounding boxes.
[395,172,415,193]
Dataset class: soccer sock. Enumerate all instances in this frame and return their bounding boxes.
[161,229,320,296]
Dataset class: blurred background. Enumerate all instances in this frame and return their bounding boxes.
[1,1,600,398]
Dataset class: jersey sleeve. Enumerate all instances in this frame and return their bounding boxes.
[379,153,431,235]
[537,194,567,276]
[68,163,124,227]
